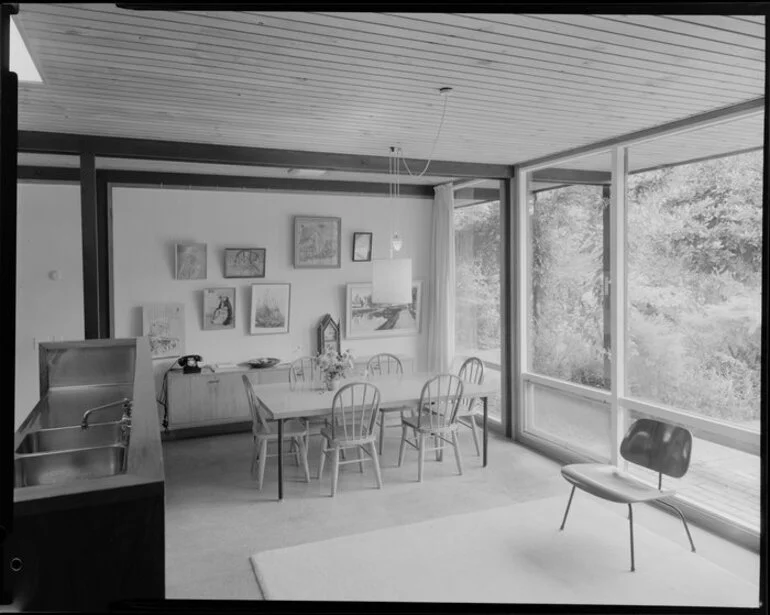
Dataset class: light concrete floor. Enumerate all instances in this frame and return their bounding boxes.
[163,427,760,601]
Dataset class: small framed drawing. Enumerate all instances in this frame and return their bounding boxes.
[142,303,185,359]
[352,232,373,262]
[345,280,423,339]
[224,247,266,278]
[250,283,291,335]
[294,216,341,269]
[202,287,236,330]
[176,242,207,280]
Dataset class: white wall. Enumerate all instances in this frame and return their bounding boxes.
[15,183,84,428]
[111,186,432,377]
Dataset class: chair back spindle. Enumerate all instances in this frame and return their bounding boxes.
[331,382,381,442]
[457,357,484,413]
[289,356,321,389]
[366,353,404,378]
[242,374,272,435]
[418,374,464,431]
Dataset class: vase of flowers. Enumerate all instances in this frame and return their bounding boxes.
[317,348,355,391]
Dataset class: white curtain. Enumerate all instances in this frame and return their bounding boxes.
[426,183,456,373]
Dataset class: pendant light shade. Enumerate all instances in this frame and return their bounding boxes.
[372,258,412,304]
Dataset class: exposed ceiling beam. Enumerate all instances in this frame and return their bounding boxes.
[531,168,611,185]
[454,187,501,202]
[17,131,513,179]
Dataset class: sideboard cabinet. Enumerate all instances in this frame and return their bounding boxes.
[165,357,413,437]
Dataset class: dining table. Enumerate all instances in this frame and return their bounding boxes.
[251,372,500,500]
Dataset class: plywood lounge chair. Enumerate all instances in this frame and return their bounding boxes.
[558,418,696,571]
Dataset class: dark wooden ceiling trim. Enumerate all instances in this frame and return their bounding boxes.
[18,166,79,182]
[17,131,512,179]
[518,97,765,170]
[100,170,435,197]
[531,168,612,185]
[454,187,501,202]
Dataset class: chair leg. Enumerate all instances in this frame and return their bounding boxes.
[378,413,385,455]
[417,433,426,482]
[452,431,463,475]
[250,438,259,479]
[293,437,301,467]
[330,447,340,497]
[469,415,481,457]
[398,424,408,467]
[257,439,268,491]
[658,500,697,552]
[357,445,365,473]
[318,437,327,480]
[298,436,310,483]
[559,485,576,530]
[628,503,635,572]
[434,435,441,461]
[369,441,383,489]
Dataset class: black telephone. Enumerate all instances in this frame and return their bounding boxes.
[178,354,203,374]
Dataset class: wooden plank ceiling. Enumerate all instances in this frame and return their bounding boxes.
[15,5,765,175]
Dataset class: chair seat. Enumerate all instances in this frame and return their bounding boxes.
[402,414,457,434]
[561,463,676,504]
[320,425,374,447]
[255,419,308,439]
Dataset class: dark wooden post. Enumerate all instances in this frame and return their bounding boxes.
[0,2,19,605]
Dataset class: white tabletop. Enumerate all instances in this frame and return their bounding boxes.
[251,372,499,420]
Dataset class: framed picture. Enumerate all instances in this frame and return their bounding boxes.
[250,283,291,335]
[202,287,236,330]
[224,247,266,278]
[176,242,207,280]
[142,303,186,359]
[317,313,341,355]
[294,216,341,269]
[352,232,373,262]
[345,280,423,339]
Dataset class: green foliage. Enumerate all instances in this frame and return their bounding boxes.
[530,150,762,424]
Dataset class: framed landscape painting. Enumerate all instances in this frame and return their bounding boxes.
[250,283,291,335]
[202,287,236,330]
[175,242,207,280]
[345,280,422,339]
[224,247,266,278]
[294,216,341,269]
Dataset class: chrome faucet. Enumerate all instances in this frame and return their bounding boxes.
[80,398,132,430]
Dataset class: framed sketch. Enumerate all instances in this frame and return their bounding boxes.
[202,287,236,330]
[142,303,186,359]
[250,283,291,335]
[224,247,266,278]
[352,232,373,262]
[176,243,207,280]
[294,216,341,269]
[317,313,341,355]
[345,280,423,339]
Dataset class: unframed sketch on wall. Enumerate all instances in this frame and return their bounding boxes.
[250,283,291,335]
[203,287,236,330]
[142,303,186,358]
[176,242,207,279]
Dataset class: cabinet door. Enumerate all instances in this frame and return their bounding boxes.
[166,373,194,428]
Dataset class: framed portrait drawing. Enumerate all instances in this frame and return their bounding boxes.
[294,216,341,269]
[202,287,236,330]
[250,283,291,335]
[345,280,423,339]
[317,313,341,355]
[352,232,373,262]
[224,248,266,278]
[175,242,207,280]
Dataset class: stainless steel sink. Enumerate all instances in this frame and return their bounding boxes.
[16,422,125,455]
[14,445,127,487]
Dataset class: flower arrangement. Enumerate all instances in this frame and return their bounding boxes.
[316,348,355,390]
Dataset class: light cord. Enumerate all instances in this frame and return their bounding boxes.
[398,90,451,178]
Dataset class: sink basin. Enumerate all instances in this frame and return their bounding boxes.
[14,445,127,487]
[16,422,125,455]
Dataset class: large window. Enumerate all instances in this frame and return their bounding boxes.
[626,150,763,431]
[529,183,609,390]
[454,199,501,420]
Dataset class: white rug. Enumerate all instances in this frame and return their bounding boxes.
[250,495,758,606]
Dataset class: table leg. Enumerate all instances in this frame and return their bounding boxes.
[483,396,488,468]
[278,419,284,501]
